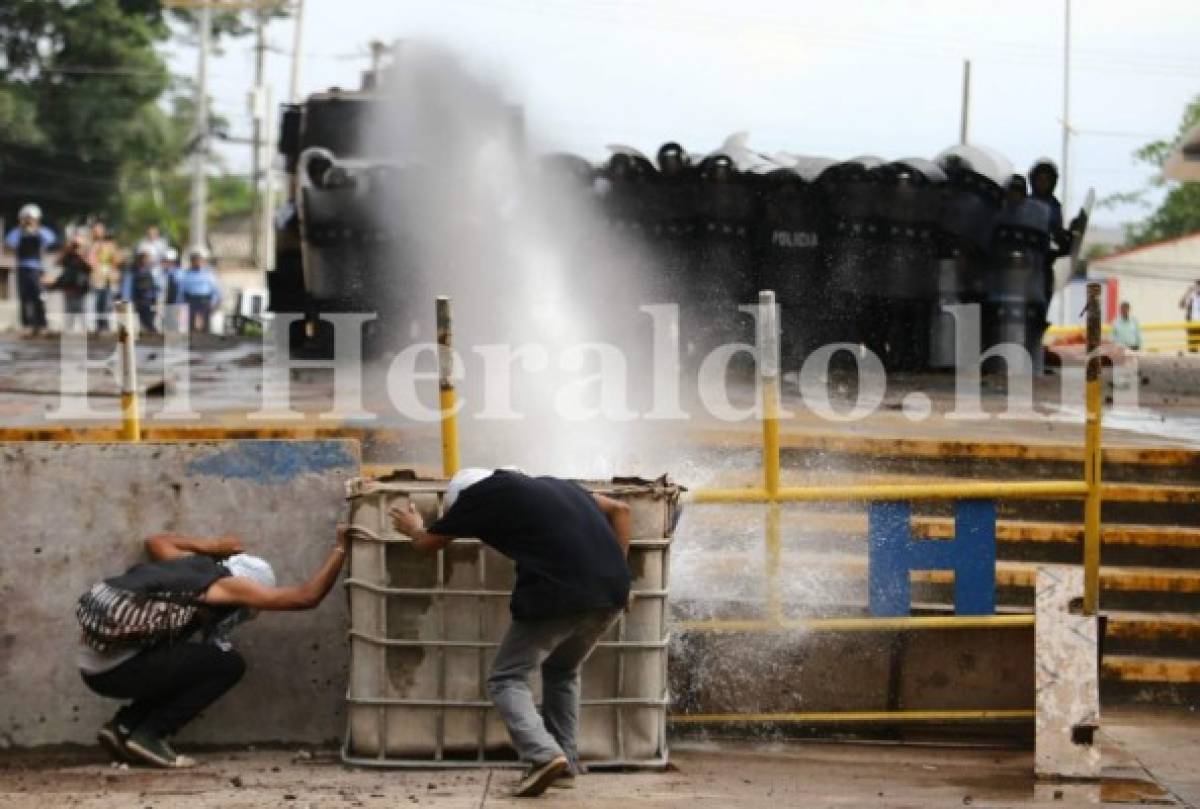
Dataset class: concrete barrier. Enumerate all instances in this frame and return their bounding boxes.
[0,440,360,749]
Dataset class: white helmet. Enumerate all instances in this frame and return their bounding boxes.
[444,468,495,510]
[18,204,42,222]
[165,247,179,262]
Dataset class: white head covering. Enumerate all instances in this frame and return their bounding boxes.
[444,467,495,510]
[224,554,276,588]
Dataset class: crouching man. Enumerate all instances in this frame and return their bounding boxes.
[76,529,347,768]
[389,468,632,798]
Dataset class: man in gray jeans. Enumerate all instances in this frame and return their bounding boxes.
[389,468,631,797]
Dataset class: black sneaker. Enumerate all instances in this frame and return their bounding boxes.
[124,729,196,769]
[96,720,131,763]
[513,755,568,798]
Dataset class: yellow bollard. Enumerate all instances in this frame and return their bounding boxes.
[758,291,783,620]
[116,301,141,442]
[758,290,782,498]
[436,296,459,478]
[1083,283,1103,615]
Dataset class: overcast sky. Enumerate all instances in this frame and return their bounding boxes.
[176,0,1200,229]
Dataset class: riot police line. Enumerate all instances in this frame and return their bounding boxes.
[283,130,1081,379]
[572,143,1078,376]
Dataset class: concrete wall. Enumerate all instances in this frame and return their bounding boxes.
[0,440,361,749]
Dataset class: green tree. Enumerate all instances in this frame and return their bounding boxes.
[0,0,172,223]
[1117,94,1200,246]
[0,0,279,240]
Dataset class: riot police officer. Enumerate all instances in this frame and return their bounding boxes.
[1028,158,1072,302]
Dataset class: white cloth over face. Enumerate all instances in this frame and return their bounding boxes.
[223,554,276,588]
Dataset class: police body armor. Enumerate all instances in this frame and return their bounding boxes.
[642,144,697,305]
[820,156,885,358]
[132,270,157,306]
[986,197,1053,373]
[874,158,946,371]
[599,152,663,302]
[756,167,827,368]
[687,154,758,362]
[929,154,1004,370]
[15,230,45,268]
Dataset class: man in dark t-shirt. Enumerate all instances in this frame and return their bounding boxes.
[389,468,632,798]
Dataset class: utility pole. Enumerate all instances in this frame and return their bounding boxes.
[289,0,305,103]
[189,2,212,252]
[259,84,276,271]
[959,59,971,145]
[1061,0,1072,212]
[249,7,268,268]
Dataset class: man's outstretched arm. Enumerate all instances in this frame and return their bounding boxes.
[202,525,348,611]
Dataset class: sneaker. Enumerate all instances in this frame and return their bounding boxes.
[124,729,197,769]
[513,755,568,798]
[96,720,130,763]
[549,770,576,790]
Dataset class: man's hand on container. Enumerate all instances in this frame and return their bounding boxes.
[388,502,453,553]
[389,502,424,537]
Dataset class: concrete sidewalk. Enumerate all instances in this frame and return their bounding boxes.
[0,709,1193,808]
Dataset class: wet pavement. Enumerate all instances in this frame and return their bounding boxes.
[0,708,1194,808]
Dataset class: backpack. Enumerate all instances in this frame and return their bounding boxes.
[75,556,228,653]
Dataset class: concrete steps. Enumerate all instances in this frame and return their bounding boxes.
[758,434,1200,700]
[685,437,1200,706]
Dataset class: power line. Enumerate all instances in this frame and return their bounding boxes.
[449,0,1200,78]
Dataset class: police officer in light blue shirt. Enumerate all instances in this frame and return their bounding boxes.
[181,247,221,334]
[4,204,57,337]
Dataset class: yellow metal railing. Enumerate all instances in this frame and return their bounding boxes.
[1046,320,1199,353]
[670,287,1104,725]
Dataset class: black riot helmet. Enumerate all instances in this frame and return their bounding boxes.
[1028,158,1059,198]
[699,154,735,184]
[606,152,634,183]
[657,141,688,178]
[1005,173,1028,206]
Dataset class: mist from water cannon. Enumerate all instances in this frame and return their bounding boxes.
[362,43,658,478]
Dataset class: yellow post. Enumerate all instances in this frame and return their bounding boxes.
[758,290,781,498]
[116,301,141,442]
[758,290,783,621]
[1083,282,1103,615]
[436,296,459,477]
